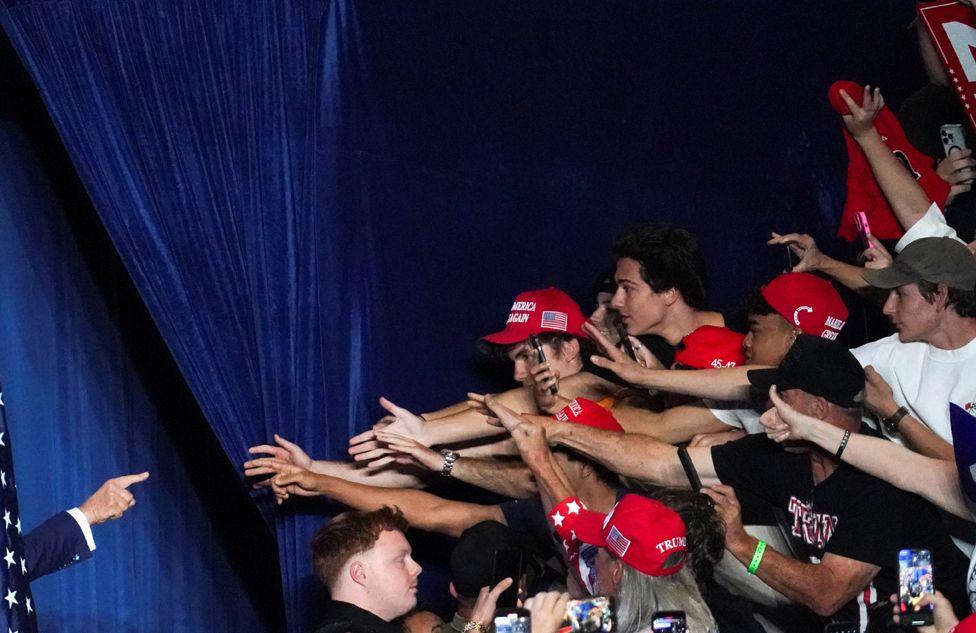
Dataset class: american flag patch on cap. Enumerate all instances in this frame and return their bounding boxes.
[540,311,568,331]
[606,525,631,558]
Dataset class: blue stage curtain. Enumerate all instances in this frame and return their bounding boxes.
[0,119,268,632]
[0,1,924,631]
[1,1,384,630]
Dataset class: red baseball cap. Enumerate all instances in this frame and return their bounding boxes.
[673,325,746,369]
[552,398,623,432]
[481,288,589,345]
[760,273,848,340]
[552,494,686,577]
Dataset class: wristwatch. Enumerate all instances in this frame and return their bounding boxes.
[881,405,910,435]
[440,449,458,477]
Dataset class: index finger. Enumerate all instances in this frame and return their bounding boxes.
[488,577,514,599]
[114,472,150,488]
[484,396,528,431]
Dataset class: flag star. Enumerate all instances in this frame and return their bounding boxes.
[1,471,7,488]
[552,511,565,527]
[566,500,581,515]
[3,549,13,569]
[4,589,16,609]
[25,597,30,614]
[19,558,25,575]
[955,77,960,83]
[8,627,15,633]
[951,69,957,74]
[0,432,5,446]
[3,511,10,530]
[14,518,20,535]
[0,392,4,406]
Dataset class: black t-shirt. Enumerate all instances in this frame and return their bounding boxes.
[499,496,567,590]
[711,434,970,628]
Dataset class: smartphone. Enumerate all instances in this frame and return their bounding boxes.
[854,211,872,250]
[898,548,934,627]
[492,547,523,609]
[651,611,686,632]
[618,326,638,361]
[529,334,558,395]
[823,624,858,633]
[565,596,614,633]
[941,123,968,157]
[494,609,531,633]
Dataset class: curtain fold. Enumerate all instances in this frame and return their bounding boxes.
[1,1,383,630]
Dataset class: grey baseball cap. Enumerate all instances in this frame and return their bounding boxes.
[862,237,976,291]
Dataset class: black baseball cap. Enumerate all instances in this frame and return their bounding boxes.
[747,335,865,408]
[450,521,523,598]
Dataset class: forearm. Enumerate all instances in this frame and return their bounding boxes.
[549,424,686,486]
[310,459,423,488]
[814,255,872,294]
[451,457,538,499]
[306,473,500,537]
[613,403,728,444]
[856,129,932,230]
[523,451,576,512]
[421,401,472,421]
[456,438,520,457]
[615,366,758,400]
[897,416,955,461]
[422,387,537,445]
[726,534,860,617]
[802,420,969,518]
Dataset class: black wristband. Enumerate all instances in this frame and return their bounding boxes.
[835,430,851,459]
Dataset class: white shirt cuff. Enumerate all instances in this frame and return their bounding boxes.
[66,507,96,552]
[894,203,961,253]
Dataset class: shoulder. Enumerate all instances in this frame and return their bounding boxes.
[851,334,921,365]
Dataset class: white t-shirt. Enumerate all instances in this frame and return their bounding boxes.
[705,399,765,435]
[851,333,976,444]
[894,202,964,253]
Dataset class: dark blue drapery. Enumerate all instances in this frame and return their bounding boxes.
[0,1,923,631]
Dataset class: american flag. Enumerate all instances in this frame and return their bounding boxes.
[0,385,37,633]
[540,311,568,332]
[606,525,632,558]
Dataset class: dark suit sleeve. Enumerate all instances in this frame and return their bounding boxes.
[23,511,92,582]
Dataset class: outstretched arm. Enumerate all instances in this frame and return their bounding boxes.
[762,386,968,519]
[251,460,504,538]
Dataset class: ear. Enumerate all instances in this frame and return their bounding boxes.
[347,560,368,588]
[610,557,625,586]
[937,284,951,311]
[663,287,680,307]
[562,337,581,362]
[448,582,458,600]
[577,459,594,481]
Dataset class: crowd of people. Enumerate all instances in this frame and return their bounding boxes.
[240,42,976,633]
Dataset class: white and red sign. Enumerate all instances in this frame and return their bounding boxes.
[918,1,976,133]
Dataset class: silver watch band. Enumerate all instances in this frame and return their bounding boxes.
[440,449,458,477]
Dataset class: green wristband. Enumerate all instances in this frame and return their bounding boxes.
[747,540,766,575]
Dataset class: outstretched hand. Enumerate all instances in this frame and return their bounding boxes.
[348,397,429,466]
[79,472,150,525]
[768,232,824,273]
[582,322,651,386]
[374,430,443,471]
[246,434,312,486]
[760,385,815,443]
[839,85,884,139]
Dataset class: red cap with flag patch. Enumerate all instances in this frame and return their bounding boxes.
[552,398,623,432]
[673,326,746,369]
[550,494,686,577]
[760,273,848,341]
[481,288,589,345]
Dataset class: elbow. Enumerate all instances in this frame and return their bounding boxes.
[808,591,850,618]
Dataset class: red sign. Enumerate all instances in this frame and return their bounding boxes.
[918,1,976,133]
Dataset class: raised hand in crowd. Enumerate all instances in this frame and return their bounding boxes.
[581,321,650,386]
[528,360,563,413]
[760,385,817,444]
[522,591,571,633]
[862,365,899,420]
[372,430,443,472]
[79,472,150,525]
[839,84,884,139]
[862,235,892,270]
[266,463,319,504]
[890,591,961,633]
[348,397,429,464]
[937,148,976,204]
[245,434,312,488]
[768,232,825,274]
[467,578,515,630]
